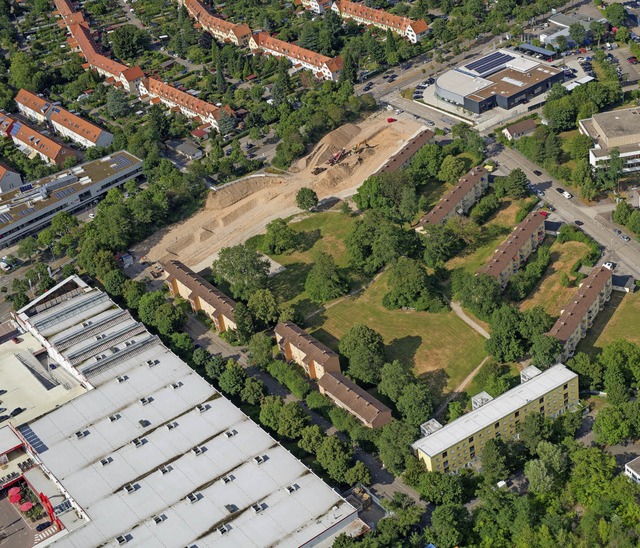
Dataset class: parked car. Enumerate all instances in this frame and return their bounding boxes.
[536,190,545,198]
[425,120,435,126]
[533,170,542,176]
[539,211,549,218]
[628,56,638,64]
[562,191,573,199]
[555,187,565,193]
[0,390,6,396]
[614,228,622,235]
[0,415,9,422]
[0,408,6,413]
[10,408,25,417]
[621,234,631,241]
[36,522,52,532]
[575,220,584,226]
[602,262,614,270]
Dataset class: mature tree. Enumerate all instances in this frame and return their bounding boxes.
[204,354,227,381]
[481,439,509,486]
[247,289,279,325]
[567,133,593,161]
[11,292,29,310]
[17,236,39,262]
[486,305,527,362]
[517,412,552,454]
[111,24,150,59]
[451,271,502,321]
[218,360,248,396]
[106,89,130,119]
[543,95,578,132]
[170,332,192,358]
[296,187,319,211]
[261,218,297,254]
[397,383,434,427]
[606,3,627,27]
[409,143,444,179]
[260,395,285,431]
[248,333,273,368]
[590,20,607,45]
[382,257,446,312]
[316,436,352,482]
[530,334,563,368]
[377,420,415,475]
[615,26,631,43]
[524,459,555,496]
[569,22,587,45]
[212,244,269,300]
[122,279,145,309]
[429,504,472,548]
[569,447,617,506]
[298,424,325,454]
[378,360,415,402]
[593,406,631,445]
[421,224,462,268]
[9,51,45,91]
[447,400,466,422]
[344,461,372,486]
[305,251,348,303]
[137,291,167,327]
[600,339,640,385]
[418,472,463,505]
[233,302,254,344]
[568,352,603,390]
[277,401,310,439]
[603,361,628,406]
[438,155,467,184]
[502,168,529,198]
[154,303,186,336]
[338,324,386,384]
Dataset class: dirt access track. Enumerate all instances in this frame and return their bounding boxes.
[136,112,423,272]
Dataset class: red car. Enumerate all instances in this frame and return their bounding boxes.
[627,56,638,64]
[539,211,549,218]
[387,117,397,123]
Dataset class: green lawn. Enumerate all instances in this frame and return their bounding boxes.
[307,270,488,396]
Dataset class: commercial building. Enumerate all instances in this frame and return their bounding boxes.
[7,276,364,546]
[0,151,142,247]
[411,364,579,473]
[373,128,435,175]
[175,0,252,46]
[16,89,114,149]
[547,266,613,361]
[275,322,341,380]
[331,1,428,43]
[0,162,21,194]
[416,166,489,228]
[139,77,234,129]
[162,260,237,333]
[579,108,640,173]
[625,456,640,485]
[478,211,547,287]
[249,33,343,82]
[318,372,392,429]
[435,49,564,114]
[502,118,537,141]
[10,121,75,166]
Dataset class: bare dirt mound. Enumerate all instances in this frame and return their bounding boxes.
[206,176,286,210]
[296,123,362,171]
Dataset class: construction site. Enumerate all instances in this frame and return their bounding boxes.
[135,112,423,272]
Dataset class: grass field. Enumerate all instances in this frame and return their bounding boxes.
[578,291,639,355]
[307,269,488,396]
[519,240,589,315]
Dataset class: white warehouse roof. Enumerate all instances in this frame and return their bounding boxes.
[411,364,577,458]
[15,277,358,548]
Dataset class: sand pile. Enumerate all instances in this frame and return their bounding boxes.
[297,123,362,171]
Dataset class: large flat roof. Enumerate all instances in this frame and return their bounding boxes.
[411,364,577,457]
[16,278,358,547]
[466,65,562,102]
[589,107,640,140]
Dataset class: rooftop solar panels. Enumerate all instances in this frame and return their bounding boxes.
[54,187,76,199]
[10,123,22,137]
[111,154,132,169]
[0,213,13,224]
[465,52,515,76]
[19,207,35,216]
[19,184,33,193]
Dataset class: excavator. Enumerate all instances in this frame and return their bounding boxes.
[351,140,373,154]
[327,148,347,166]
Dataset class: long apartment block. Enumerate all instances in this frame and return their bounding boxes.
[175,0,252,46]
[15,89,113,149]
[547,266,613,361]
[478,211,546,287]
[331,1,428,43]
[416,166,489,228]
[411,364,579,473]
[162,260,237,333]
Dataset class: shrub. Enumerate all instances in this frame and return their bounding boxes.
[267,360,311,398]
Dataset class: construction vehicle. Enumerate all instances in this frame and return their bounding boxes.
[327,148,347,166]
[352,140,372,154]
[312,166,326,175]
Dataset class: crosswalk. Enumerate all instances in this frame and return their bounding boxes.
[33,525,57,544]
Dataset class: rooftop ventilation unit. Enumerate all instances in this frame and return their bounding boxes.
[520,365,543,383]
[152,515,166,524]
[132,437,145,448]
[158,465,173,475]
[100,456,113,466]
[285,484,300,494]
[472,391,494,410]
[167,421,179,430]
[222,474,234,484]
[254,455,266,465]
[116,535,129,545]
[75,430,86,439]
[124,483,136,494]
[109,414,121,422]
[196,404,208,413]
[252,503,264,513]
[192,445,205,456]
[224,429,237,438]
[419,418,444,437]
[117,375,128,383]
[186,492,200,504]
[171,381,183,389]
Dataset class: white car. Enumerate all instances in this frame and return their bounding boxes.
[602,262,614,270]
[562,191,573,199]
[88,213,96,219]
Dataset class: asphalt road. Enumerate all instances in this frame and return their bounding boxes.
[496,146,640,279]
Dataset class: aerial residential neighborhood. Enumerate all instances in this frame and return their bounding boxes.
[2,0,640,546]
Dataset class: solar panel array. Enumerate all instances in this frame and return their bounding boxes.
[10,122,22,137]
[111,154,132,169]
[0,213,13,224]
[19,207,35,217]
[465,52,515,76]
[19,184,33,193]
[54,187,76,200]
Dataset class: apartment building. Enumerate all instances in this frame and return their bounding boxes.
[0,152,142,247]
[374,128,435,175]
[579,107,640,173]
[139,78,233,129]
[275,322,341,380]
[416,166,489,228]
[301,0,332,14]
[412,364,579,473]
[10,122,75,166]
[318,372,392,429]
[625,456,640,485]
[175,0,252,46]
[16,89,113,149]
[478,211,546,288]
[331,0,428,43]
[249,33,343,82]
[0,162,21,195]
[162,260,237,333]
[548,266,613,361]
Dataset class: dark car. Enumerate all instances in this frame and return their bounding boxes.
[533,170,542,176]
[614,228,622,235]
[575,220,584,226]
[0,415,9,422]
[556,187,565,193]
[426,77,435,84]
[10,408,25,417]
[0,390,6,396]
[36,522,51,532]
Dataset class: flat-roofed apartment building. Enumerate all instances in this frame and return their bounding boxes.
[10,276,364,547]
[411,364,579,473]
[331,1,428,43]
[416,166,488,228]
[579,107,640,173]
[162,260,237,333]
[175,0,252,46]
[478,211,546,288]
[15,89,113,149]
[625,456,640,485]
[548,266,613,361]
[275,321,341,380]
[318,372,392,429]
[249,33,343,82]
[0,151,142,247]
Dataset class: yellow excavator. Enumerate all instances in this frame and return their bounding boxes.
[352,140,373,154]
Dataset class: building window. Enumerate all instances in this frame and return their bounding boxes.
[540,407,545,414]
[495,432,501,438]
[442,451,447,458]
[495,422,500,428]
[469,446,475,453]
[539,397,544,404]
[563,383,568,389]
[468,436,474,443]
[443,460,449,468]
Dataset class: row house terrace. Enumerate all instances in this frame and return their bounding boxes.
[416,166,489,228]
[478,211,546,288]
[331,1,428,43]
[547,266,613,361]
[7,119,74,167]
[249,33,343,82]
[162,260,237,333]
[176,0,252,46]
